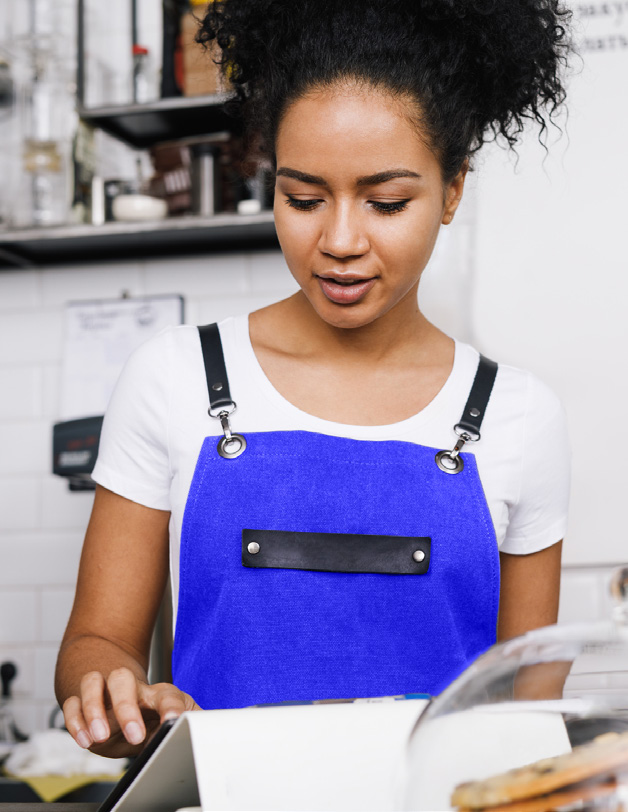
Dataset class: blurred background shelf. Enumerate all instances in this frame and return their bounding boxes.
[0,211,278,268]
[77,94,235,149]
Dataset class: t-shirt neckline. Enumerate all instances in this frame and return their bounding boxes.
[232,312,466,439]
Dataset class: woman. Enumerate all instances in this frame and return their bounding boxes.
[56,0,573,758]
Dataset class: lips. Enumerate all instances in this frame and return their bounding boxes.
[316,274,377,305]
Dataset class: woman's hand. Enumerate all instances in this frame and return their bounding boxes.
[55,487,195,759]
[62,667,201,758]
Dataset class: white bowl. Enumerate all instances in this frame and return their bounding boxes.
[112,194,168,222]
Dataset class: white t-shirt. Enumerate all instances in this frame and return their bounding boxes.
[92,314,571,614]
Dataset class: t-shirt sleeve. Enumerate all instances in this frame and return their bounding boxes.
[91,328,173,510]
[499,372,571,555]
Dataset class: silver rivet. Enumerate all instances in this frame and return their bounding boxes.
[413,550,426,563]
[247,541,260,555]
[212,382,224,392]
[469,407,480,418]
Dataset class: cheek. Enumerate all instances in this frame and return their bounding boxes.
[273,204,319,274]
[376,209,442,273]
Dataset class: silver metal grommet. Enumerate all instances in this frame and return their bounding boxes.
[412,550,426,563]
[469,407,480,418]
[247,541,260,555]
[217,433,247,459]
[435,449,464,474]
[212,382,224,392]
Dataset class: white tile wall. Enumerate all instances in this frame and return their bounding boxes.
[0,248,622,734]
[0,248,299,733]
[0,590,38,644]
[0,478,41,530]
[0,367,43,420]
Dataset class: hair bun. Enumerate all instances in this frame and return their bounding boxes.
[197,0,573,180]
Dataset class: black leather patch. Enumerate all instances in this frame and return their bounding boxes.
[242,529,431,575]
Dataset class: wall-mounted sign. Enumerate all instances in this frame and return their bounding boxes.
[60,293,184,420]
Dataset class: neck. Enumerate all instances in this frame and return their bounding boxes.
[276,288,445,367]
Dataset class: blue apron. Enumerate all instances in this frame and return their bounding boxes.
[172,325,500,710]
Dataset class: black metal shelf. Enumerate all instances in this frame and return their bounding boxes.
[77,93,236,149]
[0,212,278,268]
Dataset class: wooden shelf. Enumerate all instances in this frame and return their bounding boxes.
[0,212,278,268]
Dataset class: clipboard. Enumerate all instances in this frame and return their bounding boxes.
[96,698,427,812]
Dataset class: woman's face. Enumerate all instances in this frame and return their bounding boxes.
[273,83,467,330]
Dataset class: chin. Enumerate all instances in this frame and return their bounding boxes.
[311,298,382,330]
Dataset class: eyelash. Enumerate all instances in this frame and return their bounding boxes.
[284,196,410,216]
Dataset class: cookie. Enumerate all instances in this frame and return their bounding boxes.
[451,731,628,809]
[456,778,619,812]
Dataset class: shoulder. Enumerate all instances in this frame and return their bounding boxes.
[120,319,242,383]
[453,342,565,432]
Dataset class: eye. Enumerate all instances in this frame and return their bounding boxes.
[370,200,410,215]
[284,196,322,211]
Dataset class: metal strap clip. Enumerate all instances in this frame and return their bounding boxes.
[435,426,478,474]
[208,401,247,459]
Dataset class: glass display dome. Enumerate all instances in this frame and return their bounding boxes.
[403,567,628,812]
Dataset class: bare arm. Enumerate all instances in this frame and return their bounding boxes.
[497,540,563,642]
[497,541,568,700]
[56,485,199,758]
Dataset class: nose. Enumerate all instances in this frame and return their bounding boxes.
[318,200,369,259]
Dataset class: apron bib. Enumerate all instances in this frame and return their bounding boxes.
[172,326,500,710]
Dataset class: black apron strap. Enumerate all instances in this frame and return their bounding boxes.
[435,354,498,474]
[198,323,247,459]
[455,354,498,441]
[198,322,498,468]
[198,322,234,414]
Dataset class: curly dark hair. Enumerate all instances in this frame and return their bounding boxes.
[197,0,573,183]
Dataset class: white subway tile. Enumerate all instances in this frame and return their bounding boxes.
[42,364,61,419]
[0,421,50,475]
[0,534,83,587]
[606,672,628,689]
[0,367,43,420]
[40,262,143,308]
[34,646,59,701]
[598,567,623,620]
[0,591,37,644]
[0,647,35,696]
[563,672,609,694]
[0,310,64,365]
[143,254,248,298]
[181,298,201,326]
[196,294,285,327]
[0,478,41,530]
[0,270,40,311]
[246,250,298,294]
[41,476,95,532]
[41,589,75,644]
[558,570,601,624]
[11,699,38,737]
[38,701,65,732]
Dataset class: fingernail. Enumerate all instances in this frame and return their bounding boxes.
[90,720,108,742]
[163,712,180,721]
[125,721,144,745]
[77,730,92,749]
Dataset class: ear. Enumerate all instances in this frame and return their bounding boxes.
[442,159,469,225]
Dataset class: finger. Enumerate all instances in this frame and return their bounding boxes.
[62,695,93,750]
[106,668,147,746]
[138,682,193,724]
[80,671,111,744]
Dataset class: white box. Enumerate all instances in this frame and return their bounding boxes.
[111,698,427,812]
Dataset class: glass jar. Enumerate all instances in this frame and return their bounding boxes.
[403,568,628,811]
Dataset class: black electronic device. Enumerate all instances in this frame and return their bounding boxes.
[98,717,179,812]
[52,415,104,491]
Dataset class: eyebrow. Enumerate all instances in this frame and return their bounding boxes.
[275,168,422,187]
